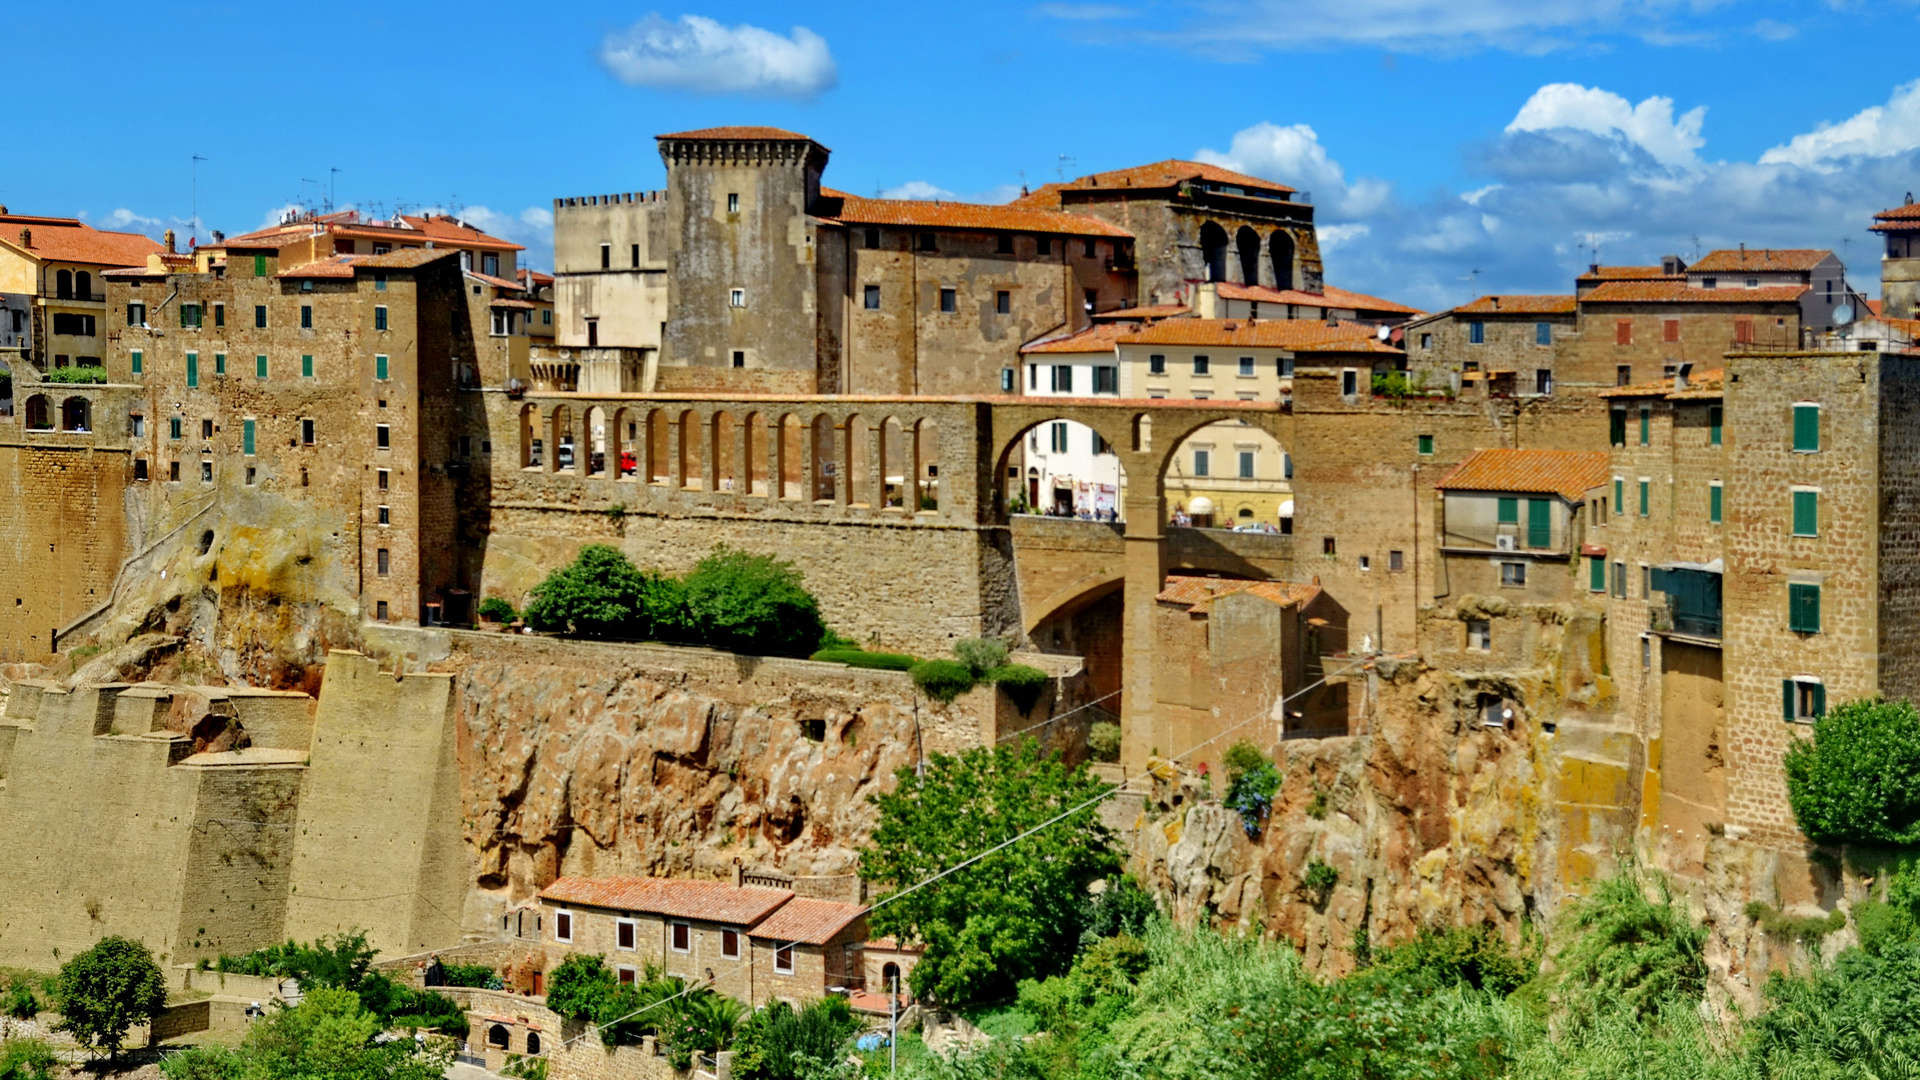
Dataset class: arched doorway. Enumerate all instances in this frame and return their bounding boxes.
[487,1024,509,1049]
[1269,231,1295,291]
[1236,226,1261,285]
[1005,417,1125,519]
[61,396,90,432]
[1164,420,1291,532]
[1199,223,1228,283]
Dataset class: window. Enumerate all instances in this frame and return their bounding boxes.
[242,419,255,456]
[542,309,551,325]
[375,354,389,380]
[253,254,267,277]
[170,416,182,440]
[1709,481,1723,523]
[1466,619,1491,651]
[376,424,390,449]
[1617,365,1632,386]
[377,469,389,491]
[1342,369,1358,396]
[1000,368,1015,392]
[996,290,1010,315]
[940,287,956,313]
[1497,496,1519,525]
[1323,536,1337,555]
[1709,406,1723,446]
[1389,549,1405,572]
[1639,406,1651,446]
[863,228,880,250]
[1527,498,1552,548]
[917,232,936,252]
[1789,582,1821,634]
[375,306,388,331]
[1238,450,1255,479]
[378,505,390,525]
[1417,434,1433,456]
[1192,355,1209,376]
[169,460,180,482]
[1037,236,1051,255]
[1734,316,1753,344]
[1049,422,1069,453]
[864,285,881,310]
[670,922,691,952]
[51,313,96,336]
[1615,319,1632,346]
[180,303,201,329]
[1028,365,1038,390]
[729,288,746,308]
[616,919,637,951]
[375,600,389,622]
[1793,403,1820,452]
[1536,322,1552,346]
[301,354,314,379]
[726,191,740,215]
[774,944,794,974]
[200,459,212,483]
[1359,555,1372,571]
[996,234,1013,254]
[376,548,390,575]
[1279,356,1294,377]
[1469,321,1485,345]
[600,244,610,269]
[1082,238,1096,258]
[732,350,746,368]
[211,302,224,328]
[1613,561,1627,598]
[134,459,147,481]
[1239,356,1255,377]
[201,418,214,440]
[1792,488,1819,537]
[130,414,144,437]
[255,353,268,379]
[254,305,267,328]
[555,911,573,942]
[131,350,143,376]
[1088,365,1116,394]
[127,302,145,326]
[1663,319,1680,343]
[721,930,740,959]
[1420,332,1433,350]
[1642,564,1653,599]
[374,273,386,291]
[1051,366,1073,393]
[1501,562,1528,587]
[184,352,199,388]
[300,305,312,329]
[1148,354,1166,375]
[212,352,226,376]
[1784,678,1826,722]
[1638,479,1650,517]
[1589,556,1606,592]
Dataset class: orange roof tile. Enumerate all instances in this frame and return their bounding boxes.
[276,248,461,279]
[749,898,867,945]
[1092,303,1189,321]
[1056,160,1295,196]
[0,216,164,268]
[1596,367,1726,401]
[1873,204,1920,231]
[490,297,537,309]
[541,877,794,925]
[1436,449,1611,502]
[1020,323,1135,354]
[466,270,524,291]
[1576,265,1682,282]
[214,214,522,253]
[1582,280,1807,303]
[1687,248,1831,273]
[1156,575,1320,613]
[1868,299,1885,316]
[394,214,525,251]
[518,268,555,286]
[1119,317,1395,352]
[1452,295,1578,315]
[657,126,814,142]
[1214,282,1422,315]
[820,190,1131,238]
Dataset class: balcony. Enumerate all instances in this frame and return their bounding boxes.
[1649,563,1722,642]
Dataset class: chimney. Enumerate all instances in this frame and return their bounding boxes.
[1195,282,1217,319]
[1908,192,1914,205]
[212,229,224,242]
[164,229,176,253]
[17,227,28,248]
[1589,263,1599,274]
[0,205,8,215]
[1676,362,1692,391]
[731,859,744,888]
[1740,242,1746,254]
[1491,296,1501,309]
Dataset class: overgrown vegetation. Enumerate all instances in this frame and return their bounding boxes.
[906,638,1050,712]
[808,647,917,671]
[1784,696,1920,846]
[1221,740,1282,838]
[731,997,861,1080]
[158,986,452,1080]
[39,365,105,384]
[209,930,464,1032]
[1087,721,1120,763]
[0,1039,57,1080]
[544,953,743,1066]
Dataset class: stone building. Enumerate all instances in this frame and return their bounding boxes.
[1405,295,1578,397]
[1195,281,1421,326]
[1873,197,1920,320]
[0,209,163,372]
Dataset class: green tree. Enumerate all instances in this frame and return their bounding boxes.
[53,935,167,1058]
[1550,862,1706,1033]
[733,998,860,1080]
[681,545,825,657]
[543,953,616,1020]
[161,987,451,1080]
[860,739,1119,1004]
[523,544,662,639]
[1785,697,1920,846]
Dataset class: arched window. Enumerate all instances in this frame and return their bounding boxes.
[61,396,90,432]
[1269,232,1296,291]
[525,1032,541,1055]
[54,269,72,300]
[487,1024,509,1049]
[882,962,901,990]
[24,394,50,430]
[1199,223,1228,283]
[1236,226,1260,285]
[75,271,92,300]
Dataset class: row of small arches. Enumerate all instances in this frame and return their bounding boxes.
[1199,223,1295,290]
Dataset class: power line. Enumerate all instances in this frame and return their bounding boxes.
[994,688,1120,744]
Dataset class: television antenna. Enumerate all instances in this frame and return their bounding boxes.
[329,167,342,214]
[1056,154,1076,182]
[191,155,208,238]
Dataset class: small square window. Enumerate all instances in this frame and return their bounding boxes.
[671,922,690,953]
[1389,550,1405,572]
[1238,356,1255,377]
[940,287,956,313]
[863,285,881,310]
[617,919,637,951]
[727,192,740,213]
[996,290,1010,315]
[1417,434,1434,455]
[377,504,390,525]
[729,288,746,308]
[721,930,740,958]
[1148,354,1166,375]
[732,350,746,368]
[864,228,880,249]
[1193,355,1210,376]
[1466,619,1491,651]
[917,232,937,252]
[1501,561,1527,587]
[1359,555,1372,571]
[774,944,794,974]
[200,459,212,483]
[376,424,391,449]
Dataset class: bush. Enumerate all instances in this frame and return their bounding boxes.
[1785,697,1920,846]
[682,545,826,658]
[1222,740,1281,838]
[733,997,859,1080]
[2,981,35,1020]
[809,647,919,672]
[477,596,516,623]
[40,365,105,385]
[523,545,661,638]
[0,1039,58,1080]
[954,637,1010,677]
[1088,721,1121,763]
[911,659,977,703]
[1551,861,1705,1032]
[438,961,497,988]
[1369,925,1535,995]
[544,953,616,1021]
[55,936,168,1057]
[989,664,1050,715]
[1081,875,1159,946]
[1303,860,1338,905]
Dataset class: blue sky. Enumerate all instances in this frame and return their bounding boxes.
[17,1,1920,308]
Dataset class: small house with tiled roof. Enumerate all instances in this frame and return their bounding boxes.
[0,208,164,368]
[1196,281,1421,326]
[1404,294,1580,398]
[1876,197,1920,318]
[1434,449,1611,605]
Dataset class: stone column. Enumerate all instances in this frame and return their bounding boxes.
[1120,487,1167,774]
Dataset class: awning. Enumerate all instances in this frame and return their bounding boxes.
[1188,497,1215,515]
[1278,499,1295,518]
[1657,558,1724,574]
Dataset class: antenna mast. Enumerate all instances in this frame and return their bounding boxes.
[191,155,208,239]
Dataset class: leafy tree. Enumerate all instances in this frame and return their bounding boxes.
[1368,924,1535,996]
[523,544,662,638]
[1550,861,1705,1033]
[544,953,616,1020]
[0,1039,59,1080]
[860,739,1119,1004]
[54,935,167,1058]
[681,545,825,657]
[1080,875,1159,947]
[1785,697,1920,846]
[161,986,452,1080]
[733,998,860,1080]
[210,930,460,1031]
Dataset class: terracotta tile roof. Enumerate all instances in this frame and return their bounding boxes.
[1582,280,1807,303]
[749,898,867,945]
[490,298,537,309]
[1020,323,1135,354]
[1053,160,1295,196]
[276,248,460,279]
[518,268,555,286]
[1687,248,1831,273]
[1214,282,1421,315]
[213,215,522,253]
[1868,299,1885,316]
[1119,317,1396,352]
[1092,303,1189,321]
[277,257,358,279]
[102,265,167,278]
[541,876,795,925]
[466,271,525,291]
[1597,367,1726,401]
[394,214,525,251]
[0,217,164,268]
[1452,295,1578,315]
[1873,204,1920,231]
[1577,265,1682,283]
[819,190,1131,238]
[657,126,814,142]
[1436,449,1612,502]
[1156,575,1321,614]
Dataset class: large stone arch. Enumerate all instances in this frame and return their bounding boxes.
[1199,222,1229,283]
[1236,226,1261,285]
[1270,230,1296,291]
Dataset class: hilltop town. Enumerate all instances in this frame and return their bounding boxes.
[3,125,1920,1077]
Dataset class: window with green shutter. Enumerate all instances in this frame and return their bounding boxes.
[1417,434,1433,455]
[1639,479,1649,517]
[253,254,267,277]
[1497,497,1518,524]
[1527,498,1552,548]
[214,353,226,376]
[376,354,389,381]
[1609,409,1627,446]
[1709,482,1723,524]
[256,354,268,380]
[1614,478,1624,513]
[1789,583,1821,633]
[1709,405,1723,446]
[242,419,255,456]
[302,354,314,379]
[185,352,198,388]
[1590,556,1607,592]
[1793,403,1820,452]
[1792,489,1819,536]
[1783,679,1826,721]
[375,306,388,332]
[1639,406,1650,446]
[130,350,142,376]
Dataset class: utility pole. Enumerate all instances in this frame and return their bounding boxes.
[889,973,899,1080]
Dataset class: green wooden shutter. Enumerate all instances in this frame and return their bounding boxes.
[1639,406,1650,446]
[1590,556,1606,592]
[1639,480,1649,517]
[1793,490,1818,536]
[130,350,142,375]
[185,353,197,388]
[1810,683,1826,718]
[1497,497,1518,524]
[1709,406,1723,446]
[1610,410,1627,446]
[1418,434,1433,455]
[1789,583,1821,633]
[376,355,389,381]
[1793,404,1819,452]
[1527,498,1552,548]
[242,419,255,456]
[1710,484,1723,524]
[1614,478,1624,512]
[302,354,314,378]
[214,353,225,375]
[254,254,266,277]
[1783,680,1796,720]
[256,354,268,379]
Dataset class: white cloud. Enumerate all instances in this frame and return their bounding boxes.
[1760,79,1920,169]
[1316,223,1371,251]
[879,181,958,201]
[599,14,837,100]
[102,208,161,231]
[1506,83,1706,170]
[1193,121,1391,217]
[433,205,557,270]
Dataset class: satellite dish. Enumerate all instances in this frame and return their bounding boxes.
[1834,303,1856,326]
[1376,324,1391,340]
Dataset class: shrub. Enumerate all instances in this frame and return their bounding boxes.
[1551,861,1706,1031]
[681,545,826,658]
[1303,860,1338,905]
[1371,371,1410,400]
[523,545,659,638]
[1222,740,1281,838]
[733,997,859,1080]
[0,1039,58,1080]
[477,596,516,623]
[660,989,745,1070]
[2,981,35,1020]
[544,953,616,1021]
[1081,875,1159,946]
[990,664,1050,715]
[438,961,497,988]
[1088,721,1121,763]
[1744,902,1846,946]
[954,637,1010,677]
[911,659,977,703]
[809,647,918,672]
[1369,925,1535,995]
[55,935,168,1057]
[1785,697,1920,846]
[40,365,105,385]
